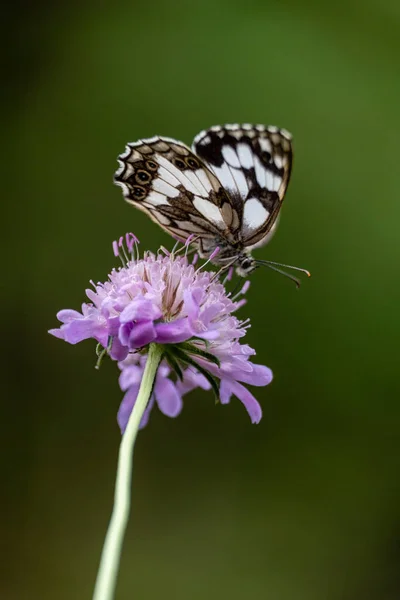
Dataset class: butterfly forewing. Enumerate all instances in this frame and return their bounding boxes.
[192,124,293,248]
[114,136,241,251]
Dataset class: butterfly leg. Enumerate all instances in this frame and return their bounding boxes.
[209,257,238,283]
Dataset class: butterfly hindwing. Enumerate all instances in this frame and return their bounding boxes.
[192,124,293,248]
[114,136,242,249]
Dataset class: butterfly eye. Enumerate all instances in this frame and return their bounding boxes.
[173,158,186,170]
[187,157,199,169]
[146,160,158,171]
[132,185,146,199]
[241,258,253,271]
[136,170,151,184]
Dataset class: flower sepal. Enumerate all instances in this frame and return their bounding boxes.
[162,342,220,402]
[175,341,221,368]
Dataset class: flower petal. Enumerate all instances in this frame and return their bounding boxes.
[56,309,84,323]
[119,364,143,391]
[118,322,133,346]
[48,328,66,340]
[128,320,157,347]
[154,377,183,418]
[219,379,233,404]
[232,363,273,386]
[120,298,162,323]
[155,319,193,344]
[117,385,139,433]
[62,318,103,344]
[117,385,156,432]
[110,336,129,361]
[220,380,263,424]
[107,315,121,336]
[176,368,212,395]
[200,303,225,325]
[119,320,157,348]
[183,289,202,319]
[195,329,220,340]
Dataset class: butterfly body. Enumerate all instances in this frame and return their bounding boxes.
[114,124,293,277]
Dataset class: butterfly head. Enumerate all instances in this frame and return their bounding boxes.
[235,253,257,278]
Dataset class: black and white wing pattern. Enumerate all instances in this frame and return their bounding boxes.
[114,136,242,256]
[114,124,293,270]
[192,124,293,248]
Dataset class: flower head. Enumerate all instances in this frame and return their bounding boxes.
[49,234,272,431]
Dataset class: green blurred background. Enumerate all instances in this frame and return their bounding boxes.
[4,0,400,598]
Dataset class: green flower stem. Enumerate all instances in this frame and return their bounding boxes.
[93,343,164,600]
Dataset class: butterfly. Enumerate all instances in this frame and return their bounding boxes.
[114,123,309,284]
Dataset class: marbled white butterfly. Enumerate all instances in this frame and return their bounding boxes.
[114,124,309,284]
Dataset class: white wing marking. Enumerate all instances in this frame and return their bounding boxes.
[212,164,238,193]
[280,128,292,140]
[152,178,180,198]
[222,145,241,168]
[184,169,208,196]
[242,198,269,234]
[236,143,254,169]
[259,138,272,153]
[156,156,199,195]
[195,168,214,193]
[145,191,171,206]
[115,181,130,196]
[273,173,283,192]
[192,197,226,229]
[122,145,141,159]
[121,163,134,178]
[254,156,266,187]
[158,166,181,187]
[230,167,249,196]
[230,130,243,140]
[265,170,274,191]
[198,135,211,145]
[152,212,171,225]
[140,136,158,144]
[265,170,282,192]
[192,130,207,145]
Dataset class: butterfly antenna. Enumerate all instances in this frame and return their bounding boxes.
[256,260,309,288]
[258,260,311,278]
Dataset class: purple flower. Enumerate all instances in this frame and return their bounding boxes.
[49,234,273,431]
[117,353,212,432]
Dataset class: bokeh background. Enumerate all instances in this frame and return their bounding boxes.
[4,0,400,598]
